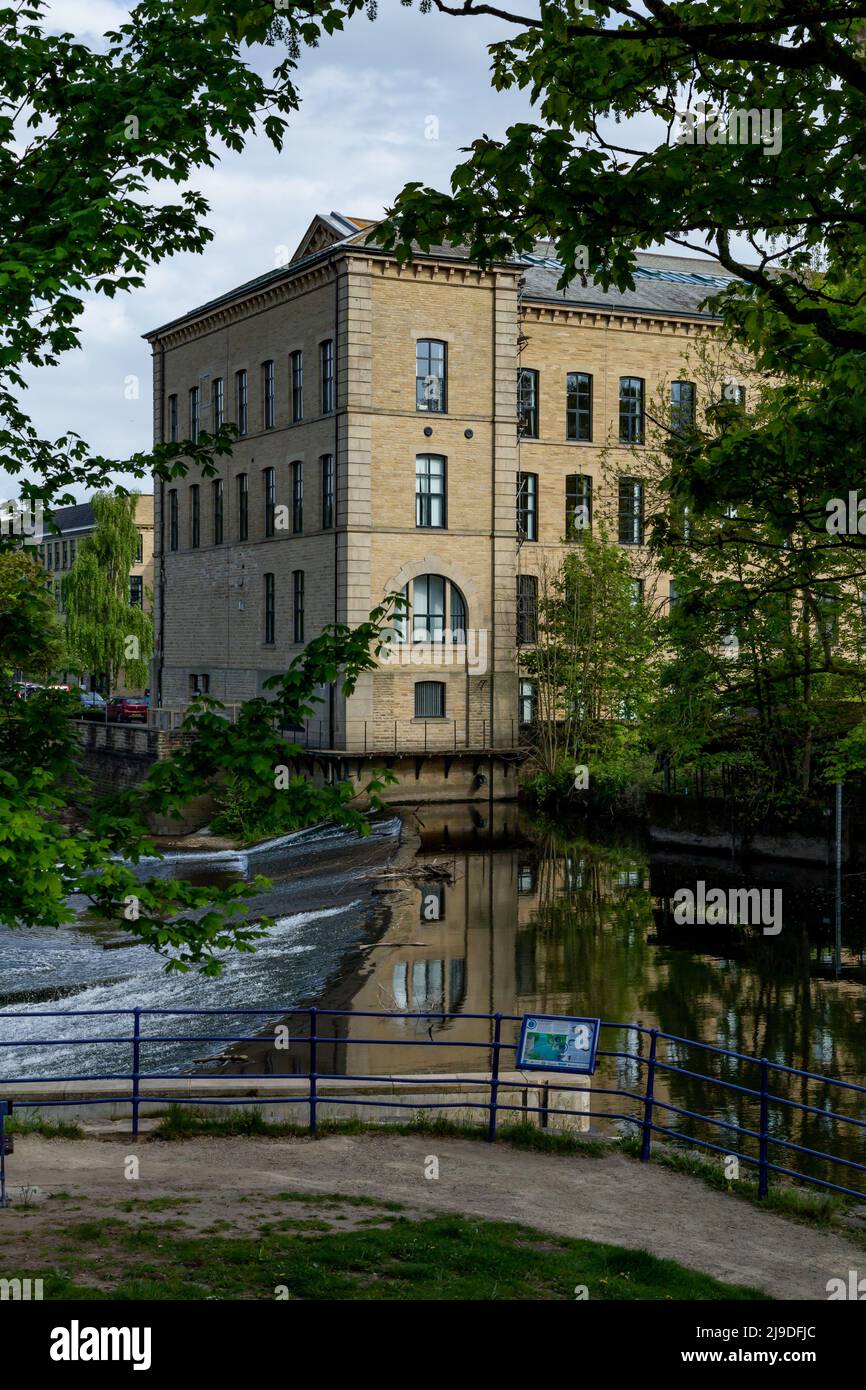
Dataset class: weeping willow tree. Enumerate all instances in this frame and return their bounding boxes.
[63,493,152,691]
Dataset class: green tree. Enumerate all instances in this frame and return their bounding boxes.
[522,532,656,806]
[63,494,153,691]
[0,603,396,972]
[639,338,866,805]
[0,546,65,679]
[0,3,393,965]
[0,0,305,502]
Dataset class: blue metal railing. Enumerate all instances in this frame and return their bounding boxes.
[0,1007,864,1203]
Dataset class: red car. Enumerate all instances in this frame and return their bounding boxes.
[107,695,149,724]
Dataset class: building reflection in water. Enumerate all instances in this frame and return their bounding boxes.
[241,801,866,1190]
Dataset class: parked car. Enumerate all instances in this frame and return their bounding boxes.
[106,695,148,724]
[79,691,107,719]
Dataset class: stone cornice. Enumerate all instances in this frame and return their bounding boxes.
[371,257,519,293]
[147,242,716,350]
[520,301,717,334]
[149,257,340,351]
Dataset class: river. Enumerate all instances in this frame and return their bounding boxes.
[3,802,865,1189]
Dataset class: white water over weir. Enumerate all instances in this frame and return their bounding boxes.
[0,819,402,1079]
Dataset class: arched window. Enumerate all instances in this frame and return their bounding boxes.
[395,574,467,644]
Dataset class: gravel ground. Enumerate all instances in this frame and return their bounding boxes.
[2,1132,862,1300]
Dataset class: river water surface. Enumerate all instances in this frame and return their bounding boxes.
[3,803,865,1189]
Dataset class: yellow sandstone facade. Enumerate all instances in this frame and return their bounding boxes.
[146,213,735,750]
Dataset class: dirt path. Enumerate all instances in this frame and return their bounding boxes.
[5,1132,863,1300]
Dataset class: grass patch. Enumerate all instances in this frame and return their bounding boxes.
[274,1191,405,1211]
[152,1106,309,1140]
[8,1206,767,1301]
[150,1106,603,1156]
[6,1115,83,1139]
[115,1197,198,1213]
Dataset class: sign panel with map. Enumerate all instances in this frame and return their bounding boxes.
[516,1014,601,1074]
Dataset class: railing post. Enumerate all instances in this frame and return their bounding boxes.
[758,1058,770,1198]
[640,1028,658,1162]
[309,1007,318,1137]
[0,1101,9,1208]
[131,1008,141,1138]
[487,1012,502,1142]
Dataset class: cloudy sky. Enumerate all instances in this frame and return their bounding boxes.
[32,1,683,497]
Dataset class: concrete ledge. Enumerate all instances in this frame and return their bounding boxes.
[1,1071,593,1132]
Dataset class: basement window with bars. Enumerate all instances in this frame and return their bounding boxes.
[415,680,445,719]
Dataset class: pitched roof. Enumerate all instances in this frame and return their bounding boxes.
[519,248,736,317]
[47,501,95,535]
[144,213,736,338]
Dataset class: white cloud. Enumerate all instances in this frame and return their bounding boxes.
[19,4,739,497]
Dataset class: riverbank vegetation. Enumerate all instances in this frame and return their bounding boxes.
[519,339,866,822]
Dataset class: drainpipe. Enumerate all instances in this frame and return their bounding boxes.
[156,339,166,709]
[331,265,340,751]
[489,273,497,758]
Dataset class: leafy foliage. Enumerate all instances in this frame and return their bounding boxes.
[0,605,395,974]
[63,493,153,690]
[521,532,656,810]
[0,546,65,677]
[0,2,394,971]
